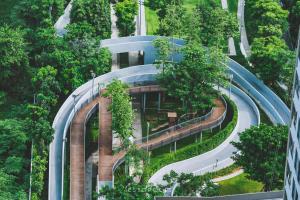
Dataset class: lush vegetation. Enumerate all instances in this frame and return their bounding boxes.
[232,124,288,191]
[245,0,296,98]
[0,0,112,198]
[142,96,238,182]
[162,170,220,197]
[71,0,111,39]
[219,173,264,195]
[103,80,134,143]
[114,0,138,36]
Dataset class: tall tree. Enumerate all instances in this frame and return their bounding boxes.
[0,25,29,95]
[157,41,227,113]
[115,0,138,36]
[71,0,111,39]
[32,66,61,110]
[250,36,294,86]
[158,4,185,37]
[232,124,288,191]
[195,2,238,47]
[103,80,134,144]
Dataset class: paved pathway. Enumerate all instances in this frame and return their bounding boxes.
[148,87,259,185]
[212,169,244,182]
[54,0,72,36]
[237,0,251,57]
[100,98,226,183]
[70,97,100,200]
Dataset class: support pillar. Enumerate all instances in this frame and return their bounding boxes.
[174,141,177,153]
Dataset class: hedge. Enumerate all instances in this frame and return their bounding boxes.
[142,95,238,182]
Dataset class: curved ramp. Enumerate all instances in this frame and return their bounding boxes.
[149,86,260,185]
[49,36,290,200]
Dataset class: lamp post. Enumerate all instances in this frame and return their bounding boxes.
[91,70,96,100]
[146,122,150,163]
[72,94,79,115]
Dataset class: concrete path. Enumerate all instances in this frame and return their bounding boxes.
[148,87,259,185]
[54,0,72,36]
[212,169,244,182]
[237,0,251,57]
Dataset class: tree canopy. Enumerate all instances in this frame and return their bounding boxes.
[156,40,227,113]
[232,124,288,191]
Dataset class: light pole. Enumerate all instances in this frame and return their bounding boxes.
[146,122,150,163]
[229,74,233,99]
[72,94,78,115]
[90,70,96,100]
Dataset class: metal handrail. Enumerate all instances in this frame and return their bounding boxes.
[133,97,225,144]
[112,96,228,173]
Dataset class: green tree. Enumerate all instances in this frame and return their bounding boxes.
[289,0,300,45]
[18,0,65,28]
[232,124,288,191]
[32,66,61,110]
[0,169,27,200]
[157,41,227,113]
[0,25,29,94]
[98,176,163,199]
[195,2,238,47]
[115,0,138,36]
[103,80,134,143]
[25,104,54,145]
[250,36,294,85]
[0,119,28,163]
[153,37,173,71]
[158,4,185,37]
[148,0,182,19]
[71,0,111,39]
[161,170,219,196]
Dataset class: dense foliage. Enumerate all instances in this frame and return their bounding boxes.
[245,0,295,93]
[155,39,227,113]
[161,170,219,197]
[0,0,112,198]
[103,80,134,143]
[71,0,111,39]
[232,124,288,191]
[99,176,163,199]
[114,0,138,36]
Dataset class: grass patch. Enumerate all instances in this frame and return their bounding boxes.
[227,0,238,14]
[145,6,159,35]
[141,95,238,182]
[219,173,264,195]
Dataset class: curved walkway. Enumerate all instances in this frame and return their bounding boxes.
[98,88,226,187]
[70,97,100,200]
[49,36,290,200]
[148,86,259,185]
[237,0,251,57]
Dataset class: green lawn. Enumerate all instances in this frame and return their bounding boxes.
[227,0,238,14]
[219,173,264,195]
[145,6,159,35]
[0,0,20,24]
